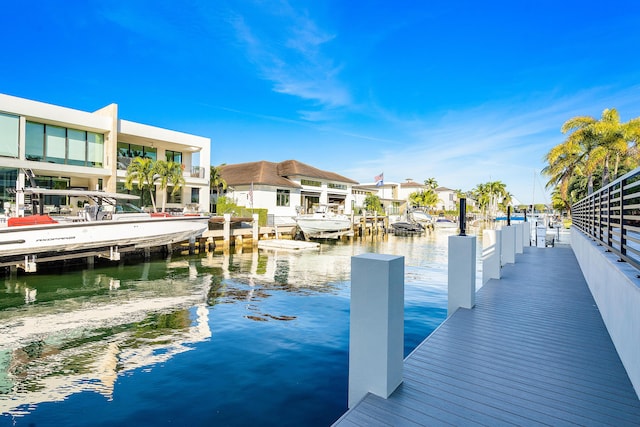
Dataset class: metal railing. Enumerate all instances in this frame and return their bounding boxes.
[572,166,640,271]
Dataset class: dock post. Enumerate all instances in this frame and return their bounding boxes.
[86,255,95,269]
[223,213,231,249]
[349,254,404,408]
[252,213,259,246]
[501,225,516,265]
[482,229,501,285]
[515,223,524,254]
[448,234,476,317]
[523,220,531,246]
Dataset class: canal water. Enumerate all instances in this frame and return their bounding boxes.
[0,230,482,426]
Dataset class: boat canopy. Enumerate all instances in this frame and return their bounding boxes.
[22,188,140,200]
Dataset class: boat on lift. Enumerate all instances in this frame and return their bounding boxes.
[0,187,209,271]
[294,205,352,239]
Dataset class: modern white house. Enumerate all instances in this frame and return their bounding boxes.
[218,160,358,222]
[0,93,210,215]
[435,186,458,212]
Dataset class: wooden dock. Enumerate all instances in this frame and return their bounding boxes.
[334,245,640,426]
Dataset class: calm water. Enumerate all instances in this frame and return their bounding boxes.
[0,231,481,426]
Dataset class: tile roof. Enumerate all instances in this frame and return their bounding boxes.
[219,160,358,188]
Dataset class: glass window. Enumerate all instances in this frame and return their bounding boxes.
[87,132,104,167]
[0,113,19,158]
[45,125,66,164]
[328,183,347,190]
[277,189,290,207]
[67,129,86,166]
[167,186,182,204]
[166,150,182,164]
[25,122,44,161]
[301,179,321,187]
[144,146,156,160]
[191,188,199,203]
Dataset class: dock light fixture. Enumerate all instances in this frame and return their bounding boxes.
[458,198,466,236]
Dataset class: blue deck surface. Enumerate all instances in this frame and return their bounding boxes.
[334,245,640,426]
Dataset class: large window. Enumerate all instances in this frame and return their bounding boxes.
[0,168,18,214]
[191,188,199,203]
[167,186,182,204]
[166,150,182,164]
[25,122,44,161]
[117,142,155,169]
[0,113,19,158]
[25,121,104,167]
[328,183,347,190]
[301,179,321,187]
[276,189,290,207]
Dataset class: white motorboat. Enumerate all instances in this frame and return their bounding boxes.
[0,188,209,269]
[294,205,351,238]
[409,208,433,225]
[433,217,458,230]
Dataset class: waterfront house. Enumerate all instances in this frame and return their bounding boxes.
[218,160,358,223]
[435,186,458,212]
[0,93,210,215]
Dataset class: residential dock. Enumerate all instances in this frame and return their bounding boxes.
[334,244,640,426]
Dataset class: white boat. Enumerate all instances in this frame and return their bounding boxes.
[433,217,458,229]
[408,208,433,225]
[0,188,209,270]
[294,205,351,239]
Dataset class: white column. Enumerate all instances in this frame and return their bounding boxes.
[523,221,531,246]
[482,229,501,285]
[515,223,524,254]
[349,254,404,408]
[501,226,516,265]
[448,235,476,317]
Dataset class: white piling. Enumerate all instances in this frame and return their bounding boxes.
[515,223,524,254]
[448,235,476,317]
[482,229,501,285]
[501,226,516,265]
[349,253,404,408]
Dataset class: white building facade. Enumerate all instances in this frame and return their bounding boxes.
[0,93,210,215]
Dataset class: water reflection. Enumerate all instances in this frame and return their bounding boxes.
[0,232,459,424]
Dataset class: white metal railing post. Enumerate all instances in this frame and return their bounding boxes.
[448,234,477,316]
[482,229,501,285]
[348,253,404,408]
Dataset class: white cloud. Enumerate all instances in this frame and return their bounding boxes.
[228,3,351,114]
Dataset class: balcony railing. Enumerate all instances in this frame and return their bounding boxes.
[117,157,205,179]
[572,166,640,271]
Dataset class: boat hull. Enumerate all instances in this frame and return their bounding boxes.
[295,217,351,235]
[0,216,209,259]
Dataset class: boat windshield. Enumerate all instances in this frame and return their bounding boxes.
[116,203,145,213]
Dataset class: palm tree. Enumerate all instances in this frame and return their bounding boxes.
[125,157,158,212]
[424,178,438,190]
[155,160,185,212]
[547,108,640,204]
[210,165,227,203]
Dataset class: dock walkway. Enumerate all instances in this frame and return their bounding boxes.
[334,245,640,426]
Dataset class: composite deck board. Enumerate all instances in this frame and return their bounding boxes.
[334,246,640,426]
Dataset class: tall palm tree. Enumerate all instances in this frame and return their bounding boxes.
[210,164,227,202]
[155,160,185,212]
[424,177,438,190]
[549,108,640,201]
[125,157,158,212]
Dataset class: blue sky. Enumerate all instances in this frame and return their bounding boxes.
[2,1,640,204]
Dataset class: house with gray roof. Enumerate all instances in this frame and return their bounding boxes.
[218,160,358,222]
